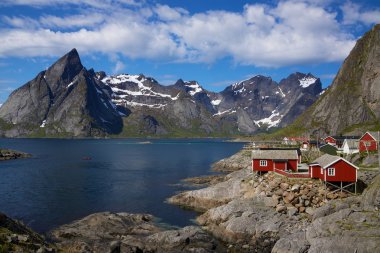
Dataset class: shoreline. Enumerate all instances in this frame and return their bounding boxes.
[1,148,380,252]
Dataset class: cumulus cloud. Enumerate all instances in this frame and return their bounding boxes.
[0,0,377,68]
[341,1,380,25]
[154,4,188,21]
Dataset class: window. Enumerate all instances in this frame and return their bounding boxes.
[328,167,335,176]
[320,168,323,175]
[365,141,372,147]
[260,160,267,167]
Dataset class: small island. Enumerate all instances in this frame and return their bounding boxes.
[0,149,31,161]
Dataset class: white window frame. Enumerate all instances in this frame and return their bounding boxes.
[328,167,335,176]
[320,168,323,175]
[260,160,267,167]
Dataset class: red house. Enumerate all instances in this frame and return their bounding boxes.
[359,131,379,153]
[324,136,337,145]
[252,149,299,173]
[309,154,358,182]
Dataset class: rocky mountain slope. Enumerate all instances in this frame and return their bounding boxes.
[0,49,123,137]
[0,49,322,137]
[286,24,380,136]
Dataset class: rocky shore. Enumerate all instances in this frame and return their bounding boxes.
[50,212,221,253]
[211,150,252,172]
[0,212,55,253]
[0,148,31,161]
[169,151,380,252]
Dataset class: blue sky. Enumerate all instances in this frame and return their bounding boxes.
[0,0,380,103]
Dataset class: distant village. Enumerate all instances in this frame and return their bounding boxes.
[250,131,380,195]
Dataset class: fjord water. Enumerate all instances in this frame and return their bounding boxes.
[0,138,243,233]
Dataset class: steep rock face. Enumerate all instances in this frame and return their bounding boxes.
[0,49,123,137]
[213,74,322,133]
[292,24,380,135]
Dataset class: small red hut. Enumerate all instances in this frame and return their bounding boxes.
[324,136,337,145]
[309,154,358,182]
[252,150,299,173]
[359,131,379,153]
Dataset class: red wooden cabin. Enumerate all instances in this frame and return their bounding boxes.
[324,136,337,145]
[359,131,379,153]
[309,154,358,182]
[252,149,299,173]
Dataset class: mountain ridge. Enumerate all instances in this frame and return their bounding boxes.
[0,49,323,137]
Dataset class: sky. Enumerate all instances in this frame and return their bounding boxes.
[0,0,380,103]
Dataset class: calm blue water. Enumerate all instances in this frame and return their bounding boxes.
[0,138,243,233]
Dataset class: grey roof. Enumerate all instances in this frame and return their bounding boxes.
[311,154,340,168]
[367,131,380,141]
[343,139,359,149]
[251,150,298,160]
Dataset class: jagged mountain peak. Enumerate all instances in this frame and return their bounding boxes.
[44,48,84,92]
[278,72,321,96]
[172,79,204,96]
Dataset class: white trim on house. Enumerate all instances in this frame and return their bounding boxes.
[362,131,379,142]
[328,167,335,176]
[322,158,360,170]
[260,160,267,167]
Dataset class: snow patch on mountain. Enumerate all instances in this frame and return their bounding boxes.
[102,74,146,85]
[40,120,46,128]
[254,109,283,128]
[276,87,286,97]
[113,99,167,109]
[299,76,317,88]
[211,99,221,106]
[102,74,179,102]
[67,81,75,88]
[185,82,203,96]
[213,109,236,116]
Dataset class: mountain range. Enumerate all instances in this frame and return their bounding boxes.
[0,49,323,137]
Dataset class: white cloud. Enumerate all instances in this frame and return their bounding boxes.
[0,0,374,68]
[0,0,143,8]
[341,1,380,25]
[40,13,106,29]
[154,4,188,21]
[112,61,125,74]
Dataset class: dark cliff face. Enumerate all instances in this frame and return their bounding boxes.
[289,24,380,136]
[0,49,322,137]
[0,49,122,137]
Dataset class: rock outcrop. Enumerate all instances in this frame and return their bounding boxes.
[50,212,221,253]
[273,174,380,253]
[0,212,56,253]
[211,150,252,172]
[0,149,31,161]
[167,168,251,211]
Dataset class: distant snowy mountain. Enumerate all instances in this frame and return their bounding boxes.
[0,49,322,137]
